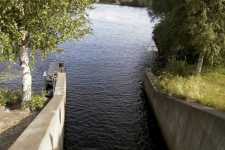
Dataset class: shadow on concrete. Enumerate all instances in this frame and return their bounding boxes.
[141,89,169,150]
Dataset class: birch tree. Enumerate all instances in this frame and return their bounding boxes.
[0,0,92,102]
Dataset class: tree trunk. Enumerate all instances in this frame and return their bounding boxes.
[20,32,32,102]
[196,52,204,74]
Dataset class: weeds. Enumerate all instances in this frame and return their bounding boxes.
[157,67,225,111]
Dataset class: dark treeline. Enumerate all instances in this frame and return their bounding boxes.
[98,0,148,7]
[148,0,225,73]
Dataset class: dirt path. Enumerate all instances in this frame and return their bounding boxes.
[0,107,36,149]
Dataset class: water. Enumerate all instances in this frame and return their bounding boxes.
[0,4,167,150]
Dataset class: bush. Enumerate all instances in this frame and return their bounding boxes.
[25,95,46,112]
[166,59,196,75]
[0,93,5,106]
[153,58,195,76]
[0,90,22,107]
[0,90,47,111]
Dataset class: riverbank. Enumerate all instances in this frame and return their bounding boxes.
[153,64,225,111]
[9,72,66,150]
[0,92,45,149]
[149,0,225,111]
[144,70,225,150]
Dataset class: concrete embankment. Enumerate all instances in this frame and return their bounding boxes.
[10,72,66,150]
[144,70,225,150]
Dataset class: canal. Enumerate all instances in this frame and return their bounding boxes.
[0,4,167,150]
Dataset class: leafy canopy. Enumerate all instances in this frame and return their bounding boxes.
[149,0,225,66]
[0,0,92,61]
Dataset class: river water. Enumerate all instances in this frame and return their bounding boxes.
[0,4,167,150]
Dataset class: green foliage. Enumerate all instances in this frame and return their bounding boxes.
[149,0,225,110]
[25,95,46,111]
[0,0,92,62]
[0,90,22,107]
[149,0,225,68]
[158,68,225,111]
[153,19,173,58]
[153,56,196,77]
[162,58,195,76]
[0,89,46,111]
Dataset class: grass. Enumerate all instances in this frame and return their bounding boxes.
[156,61,225,111]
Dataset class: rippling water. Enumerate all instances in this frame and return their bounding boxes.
[0,4,167,150]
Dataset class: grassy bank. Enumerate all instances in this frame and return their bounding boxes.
[155,63,225,111]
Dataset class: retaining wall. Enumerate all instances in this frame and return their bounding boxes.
[10,73,66,150]
[144,70,225,150]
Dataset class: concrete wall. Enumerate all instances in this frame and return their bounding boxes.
[10,73,66,150]
[144,70,225,150]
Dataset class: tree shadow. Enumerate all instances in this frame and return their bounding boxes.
[0,114,35,149]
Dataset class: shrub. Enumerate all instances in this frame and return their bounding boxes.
[167,59,196,75]
[0,90,47,111]
[0,92,5,106]
[0,90,22,107]
[25,95,46,112]
[154,58,195,76]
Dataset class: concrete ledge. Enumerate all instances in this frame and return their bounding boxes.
[10,73,66,150]
[144,70,225,150]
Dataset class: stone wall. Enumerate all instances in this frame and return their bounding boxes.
[144,70,225,150]
[9,73,66,150]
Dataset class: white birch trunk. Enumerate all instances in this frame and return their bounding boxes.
[20,32,32,102]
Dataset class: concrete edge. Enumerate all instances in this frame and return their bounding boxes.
[144,69,225,150]
[9,72,66,150]
[145,70,225,120]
